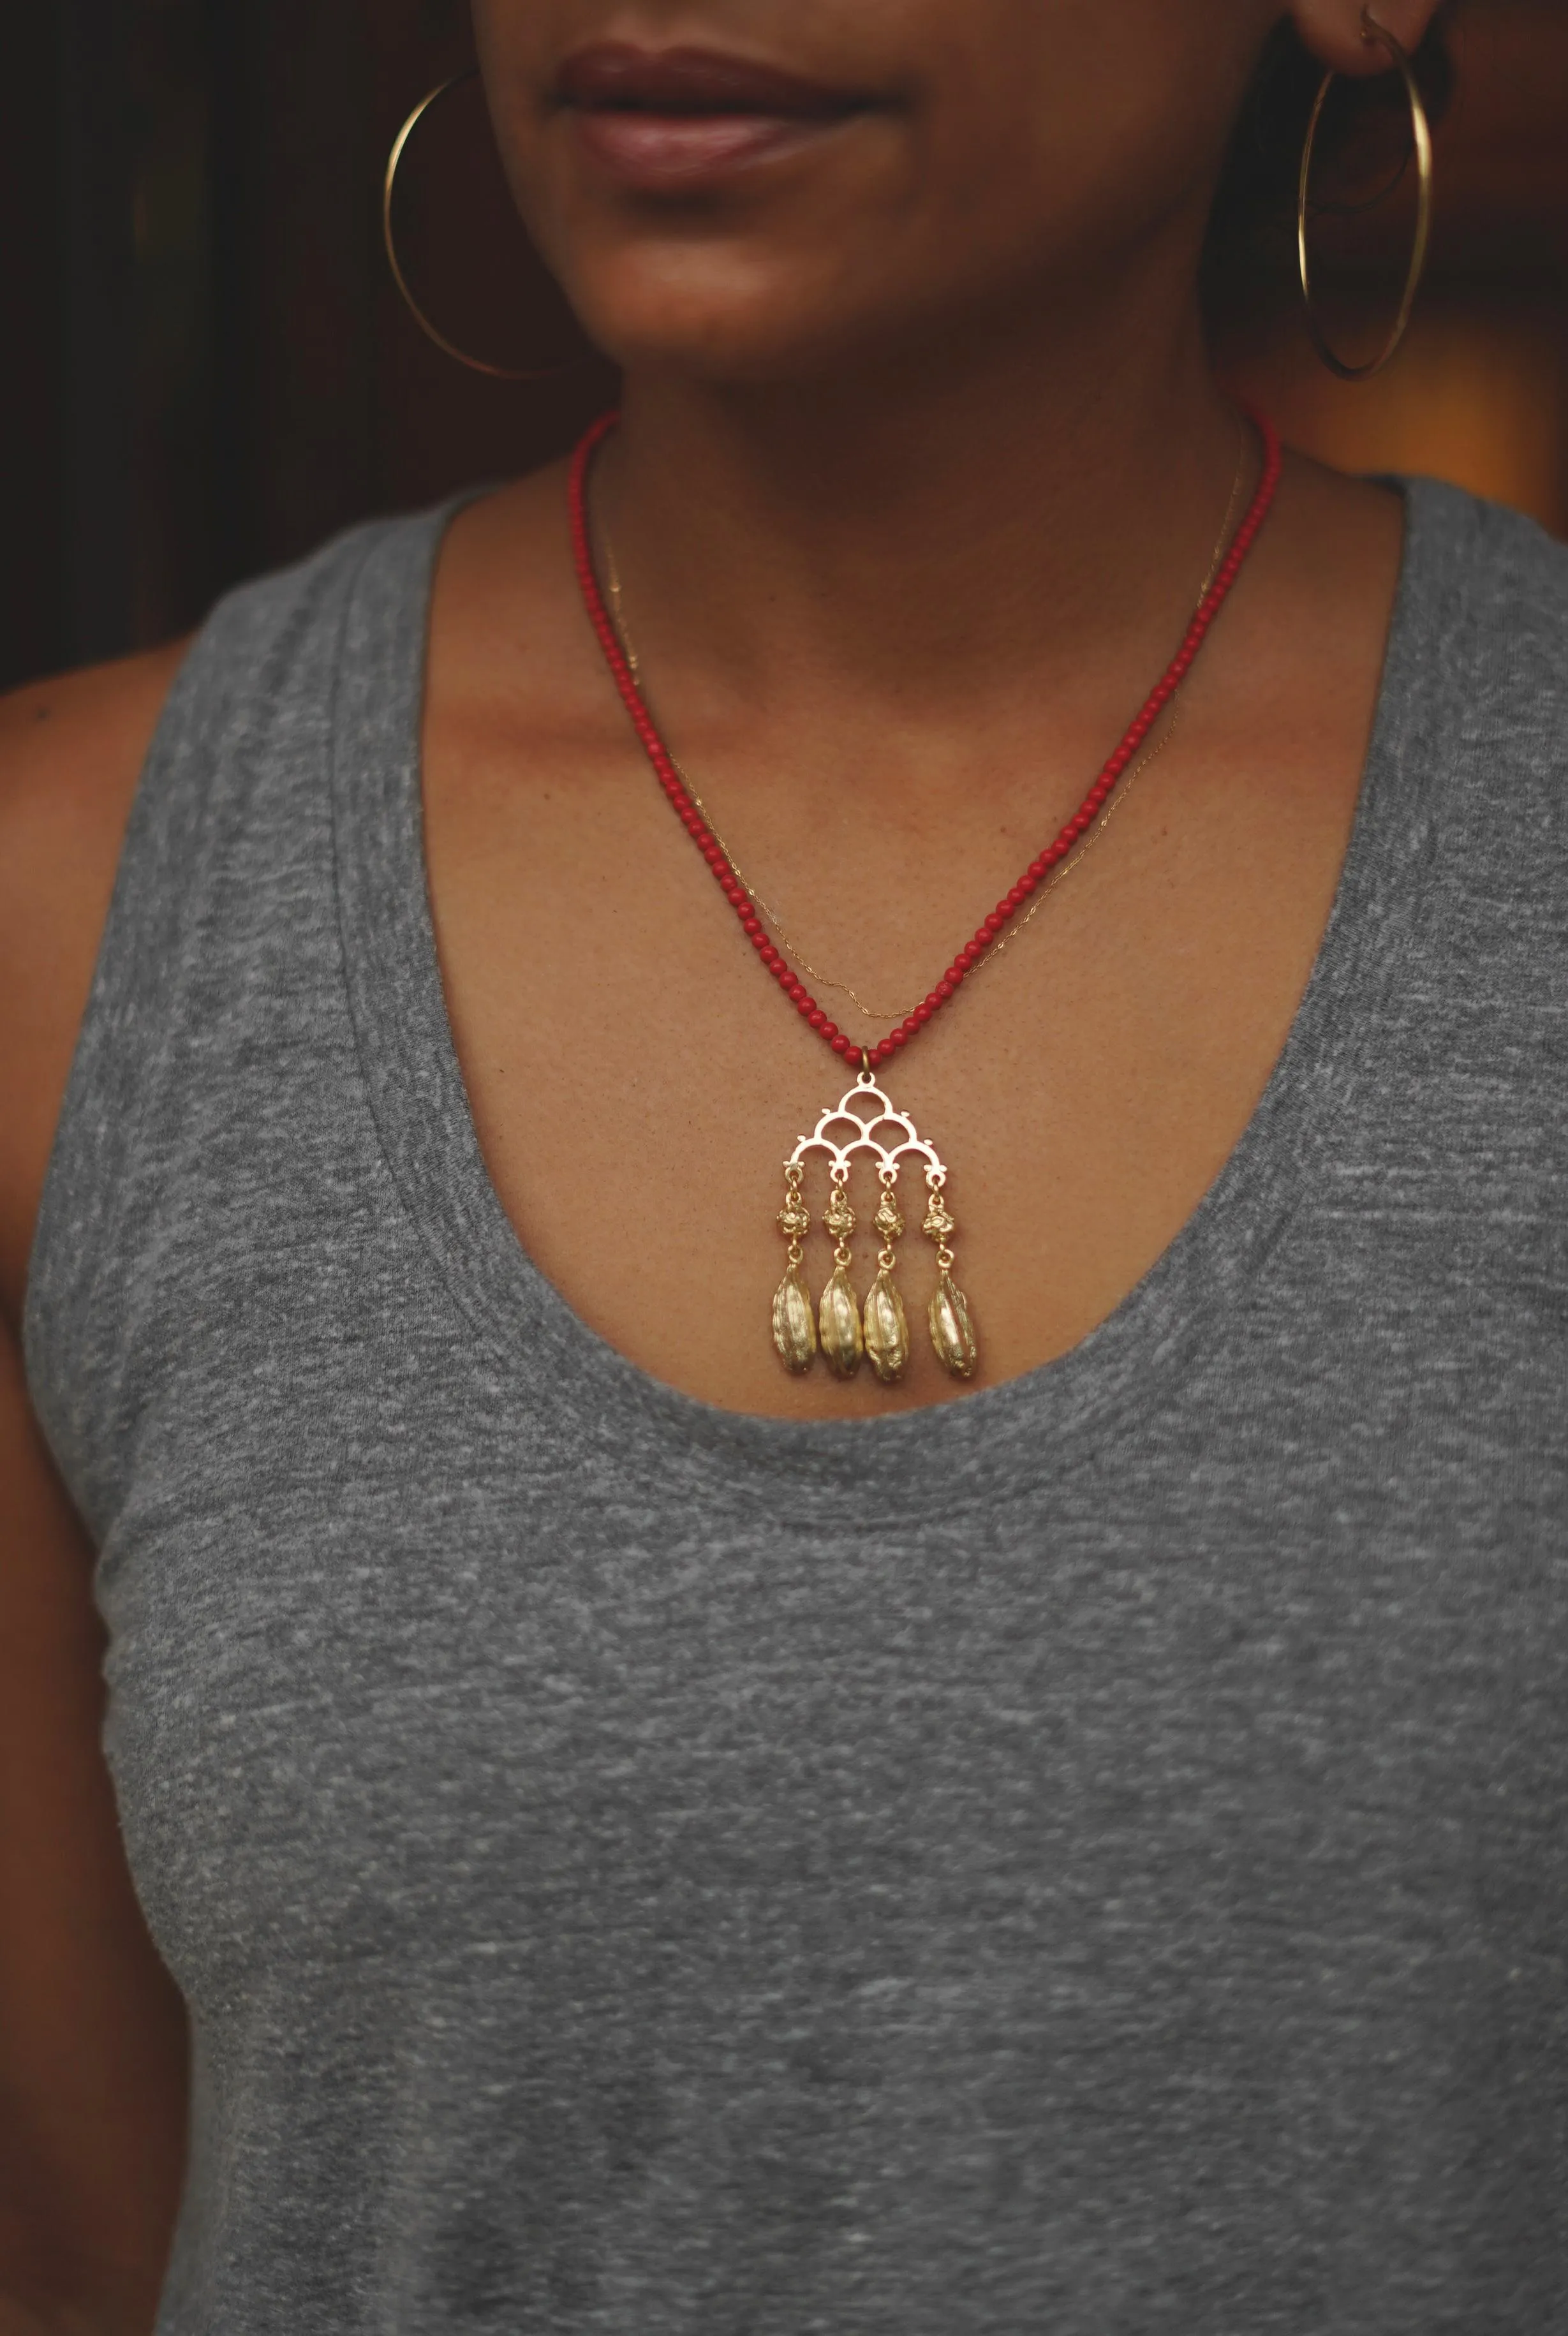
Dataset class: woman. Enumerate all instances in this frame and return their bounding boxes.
[3,0,1564,2325]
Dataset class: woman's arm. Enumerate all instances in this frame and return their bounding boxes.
[0,650,190,2335]
[0,1322,188,2336]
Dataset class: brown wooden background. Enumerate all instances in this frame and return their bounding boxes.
[4,0,1565,694]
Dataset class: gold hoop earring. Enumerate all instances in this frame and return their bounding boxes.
[1297,10,1434,382]
[383,67,579,381]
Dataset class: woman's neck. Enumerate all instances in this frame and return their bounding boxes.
[600,283,1247,744]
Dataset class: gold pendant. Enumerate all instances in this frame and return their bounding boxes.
[772,1070,978,1384]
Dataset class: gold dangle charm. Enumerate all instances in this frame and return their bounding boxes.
[770,1068,978,1387]
[771,1162,817,1373]
[922,1178,977,1379]
[863,1171,910,1384]
[818,1172,864,1377]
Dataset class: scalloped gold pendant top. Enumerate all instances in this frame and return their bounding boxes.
[771,1071,977,1386]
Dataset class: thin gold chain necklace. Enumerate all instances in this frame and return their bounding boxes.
[568,411,1283,1391]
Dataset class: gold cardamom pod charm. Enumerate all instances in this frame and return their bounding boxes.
[773,1271,817,1373]
[864,1272,909,1382]
[862,1171,910,1384]
[771,1164,817,1373]
[818,1170,864,1376]
[820,1266,864,1376]
[928,1273,978,1379]
[923,1174,977,1379]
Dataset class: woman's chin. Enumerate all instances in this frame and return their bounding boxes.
[566,272,884,388]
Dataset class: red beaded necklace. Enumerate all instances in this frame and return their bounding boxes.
[568,410,1284,1389]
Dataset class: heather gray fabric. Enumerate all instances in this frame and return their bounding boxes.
[22,477,1568,2335]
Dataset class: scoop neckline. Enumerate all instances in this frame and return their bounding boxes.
[329,476,1446,1507]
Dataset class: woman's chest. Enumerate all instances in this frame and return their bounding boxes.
[420,704,1362,1421]
[100,1279,1567,2018]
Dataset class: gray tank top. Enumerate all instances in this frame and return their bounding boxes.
[23,478,1568,2333]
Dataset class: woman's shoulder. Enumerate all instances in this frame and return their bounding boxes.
[1402,477,1568,709]
[1375,481,1567,1090]
[1386,480,1568,920]
[0,643,191,1323]
[0,506,429,919]
[0,508,438,1324]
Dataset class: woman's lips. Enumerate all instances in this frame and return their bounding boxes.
[555,41,872,192]
[555,42,865,117]
[570,108,834,187]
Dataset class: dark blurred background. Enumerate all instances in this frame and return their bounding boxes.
[4,0,1565,693]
